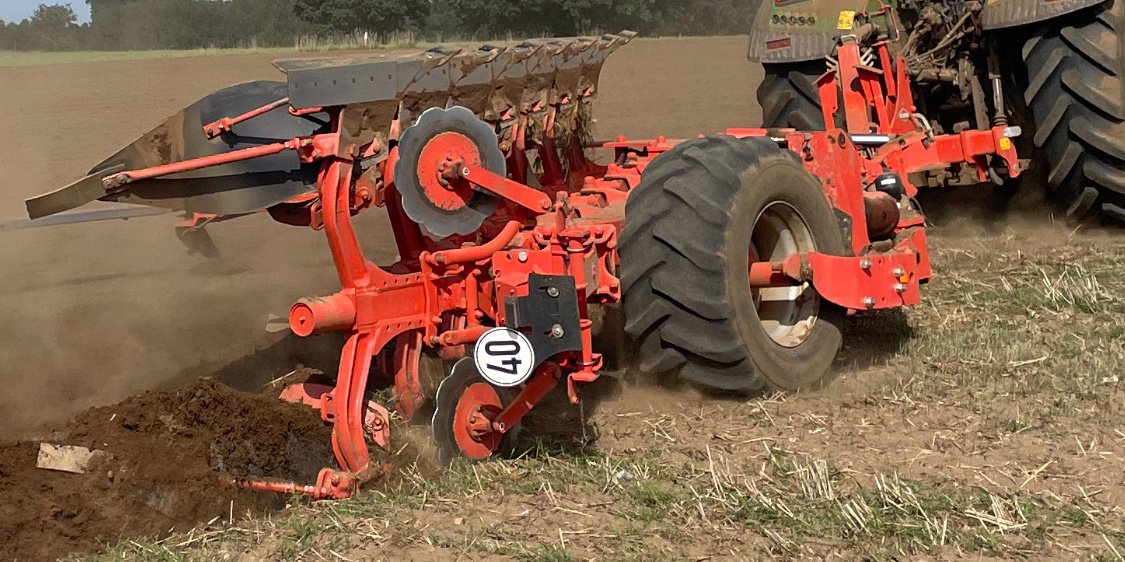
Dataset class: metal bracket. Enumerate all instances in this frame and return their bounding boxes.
[504,273,583,368]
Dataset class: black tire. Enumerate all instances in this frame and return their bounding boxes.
[1022,0,1125,223]
[757,61,827,130]
[620,136,846,393]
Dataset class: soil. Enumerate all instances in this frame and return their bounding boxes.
[0,378,333,561]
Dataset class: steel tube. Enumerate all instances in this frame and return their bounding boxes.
[289,293,357,337]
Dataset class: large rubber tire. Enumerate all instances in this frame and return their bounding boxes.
[620,136,846,393]
[757,61,827,130]
[1022,0,1125,223]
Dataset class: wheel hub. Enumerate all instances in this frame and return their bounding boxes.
[417,132,482,211]
[451,383,503,459]
[749,201,820,348]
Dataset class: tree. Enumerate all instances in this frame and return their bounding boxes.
[29,3,81,50]
[294,0,429,35]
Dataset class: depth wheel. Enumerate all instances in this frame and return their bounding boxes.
[432,358,520,465]
[620,136,846,393]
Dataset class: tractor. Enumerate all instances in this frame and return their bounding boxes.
[749,0,1124,224]
[27,19,1021,498]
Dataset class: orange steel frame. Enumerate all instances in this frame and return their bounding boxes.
[107,27,1021,500]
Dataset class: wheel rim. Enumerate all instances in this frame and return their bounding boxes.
[452,382,504,460]
[748,201,819,348]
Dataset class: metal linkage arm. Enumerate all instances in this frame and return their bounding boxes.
[202,97,291,139]
[460,164,553,214]
[100,134,338,191]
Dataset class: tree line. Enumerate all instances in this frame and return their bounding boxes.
[0,0,755,52]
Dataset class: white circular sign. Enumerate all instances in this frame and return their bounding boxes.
[473,327,535,387]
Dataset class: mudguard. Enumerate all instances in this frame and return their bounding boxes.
[981,0,1107,30]
[747,0,1109,63]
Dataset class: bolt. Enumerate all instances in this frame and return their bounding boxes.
[860,258,872,270]
[461,167,471,177]
[551,324,565,338]
[894,283,908,294]
[864,297,876,309]
[517,250,529,263]
[892,267,906,278]
[547,287,560,298]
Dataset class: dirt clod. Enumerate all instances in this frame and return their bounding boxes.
[0,379,333,562]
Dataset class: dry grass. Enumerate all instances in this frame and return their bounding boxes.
[83,231,1125,561]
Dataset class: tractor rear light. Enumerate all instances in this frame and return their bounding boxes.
[767,38,793,50]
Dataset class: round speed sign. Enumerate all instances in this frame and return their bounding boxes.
[473,328,536,387]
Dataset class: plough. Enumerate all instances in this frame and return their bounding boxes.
[28,13,1020,499]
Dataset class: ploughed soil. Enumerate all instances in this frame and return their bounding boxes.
[0,379,333,561]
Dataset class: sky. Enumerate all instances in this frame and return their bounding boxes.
[0,1,92,24]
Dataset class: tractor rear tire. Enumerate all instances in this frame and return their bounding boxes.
[757,61,827,130]
[1022,0,1125,223]
[620,136,846,393]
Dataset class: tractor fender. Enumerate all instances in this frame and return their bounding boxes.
[981,0,1108,30]
[747,0,878,63]
[746,0,1110,62]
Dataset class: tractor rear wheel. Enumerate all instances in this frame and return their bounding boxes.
[1022,0,1125,223]
[620,136,846,393]
[757,61,827,130]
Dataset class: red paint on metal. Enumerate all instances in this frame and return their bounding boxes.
[492,362,561,432]
[289,293,357,337]
[462,164,552,213]
[416,131,483,211]
[86,25,1029,499]
[203,97,290,139]
[452,382,505,460]
[426,220,521,266]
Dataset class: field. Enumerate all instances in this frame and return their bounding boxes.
[0,36,1123,561]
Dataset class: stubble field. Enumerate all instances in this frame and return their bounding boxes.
[0,36,1122,561]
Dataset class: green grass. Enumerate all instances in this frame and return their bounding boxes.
[0,48,299,67]
[82,445,1124,561]
[77,235,1125,561]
